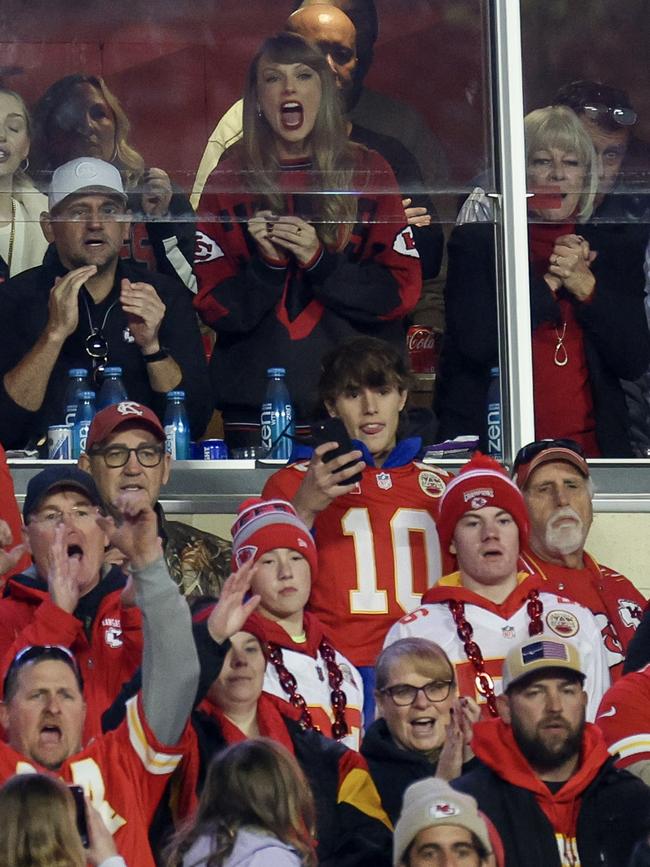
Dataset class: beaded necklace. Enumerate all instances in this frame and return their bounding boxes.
[265,636,349,740]
[449,587,544,717]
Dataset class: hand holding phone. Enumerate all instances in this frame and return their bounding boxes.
[311,417,363,485]
[68,785,89,848]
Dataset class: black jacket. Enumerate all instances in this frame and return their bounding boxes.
[455,756,650,867]
[435,220,650,456]
[0,250,212,447]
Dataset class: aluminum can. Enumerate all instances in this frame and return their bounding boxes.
[407,325,436,374]
[201,438,229,460]
[48,425,72,459]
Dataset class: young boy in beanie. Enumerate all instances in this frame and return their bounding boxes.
[231,497,364,749]
[394,777,496,866]
[384,453,609,720]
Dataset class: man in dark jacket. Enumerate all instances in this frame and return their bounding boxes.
[0,157,211,449]
[454,635,650,867]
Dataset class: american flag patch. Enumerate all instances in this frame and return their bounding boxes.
[522,640,569,664]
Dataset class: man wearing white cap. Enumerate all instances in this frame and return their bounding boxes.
[393,777,495,866]
[0,157,210,449]
[454,635,650,867]
[513,438,645,678]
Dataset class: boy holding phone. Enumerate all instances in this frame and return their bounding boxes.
[263,337,451,719]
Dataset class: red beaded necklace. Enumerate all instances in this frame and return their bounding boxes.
[265,637,350,740]
[449,588,544,717]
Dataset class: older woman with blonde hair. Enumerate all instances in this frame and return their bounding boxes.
[435,103,650,456]
[0,773,124,867]
[361,637,480,824]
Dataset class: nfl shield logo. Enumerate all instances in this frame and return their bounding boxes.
[502,625,515,639]
[376,472,392,490]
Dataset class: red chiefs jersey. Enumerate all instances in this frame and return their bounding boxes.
[521,548,645,680]
[596,664,650,770]
[0,695,190,867]
[0,445,30,582]
[263,459,451,666]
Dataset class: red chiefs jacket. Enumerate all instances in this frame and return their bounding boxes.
[0,566,142,741]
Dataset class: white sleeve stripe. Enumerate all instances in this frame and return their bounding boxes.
[163,237,198,293]
[607,733,650,760]
[126,695,183,775]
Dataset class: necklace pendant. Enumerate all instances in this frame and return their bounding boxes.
[554,340,569,367]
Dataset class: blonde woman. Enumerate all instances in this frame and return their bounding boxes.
[194,31,421,450]
[166,738,316,867]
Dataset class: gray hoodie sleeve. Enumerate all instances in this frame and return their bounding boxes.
[133,555,199,745]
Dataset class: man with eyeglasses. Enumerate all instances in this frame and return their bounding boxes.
[79,400,231,599]
[0,156,211,451]
[0,465,143,740]
[453,636,650,867]
[385,452,609,722]
[513,439,645,679]
[0,492,257,867]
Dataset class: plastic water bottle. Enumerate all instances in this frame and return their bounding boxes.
[164,390,190,460]
[63,368,89,426]
[96,366,128,411]
[260,367,294,460]
[486,366,502,460]
[72,390,96,459]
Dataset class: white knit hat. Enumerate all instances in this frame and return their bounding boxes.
[393,778,491,866]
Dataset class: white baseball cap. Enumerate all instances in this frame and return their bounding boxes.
[48,157,127,211]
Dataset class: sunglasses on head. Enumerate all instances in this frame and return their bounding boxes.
[3,644,82,698]
[582,102,637,126]
[513,438,585,472]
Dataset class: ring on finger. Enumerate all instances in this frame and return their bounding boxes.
[296,227,302,234]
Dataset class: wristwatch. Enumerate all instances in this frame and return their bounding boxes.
[142,347,170,363]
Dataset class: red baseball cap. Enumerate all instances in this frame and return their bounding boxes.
[86,401,165,451]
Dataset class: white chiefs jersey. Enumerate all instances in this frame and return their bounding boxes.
[384,580,610,721]
[263,645,364,751]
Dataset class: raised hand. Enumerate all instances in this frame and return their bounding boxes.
[47,265,98,342]
[0,519,26,578]
[119,278,166,354]
[46,523,82,614]
[97,490,162,572]
[85,797,120,865]
[267,215,320,266]
[548,233,597,301]
[293,441,365,528]
[435,696,480,781]
[248,209,286,262]
[207,560,261,645]
[402,197,431,228]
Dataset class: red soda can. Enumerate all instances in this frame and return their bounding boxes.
[407,325,436,374]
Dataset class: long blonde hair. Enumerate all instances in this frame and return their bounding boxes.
[31,73,145,190]
[525,105,598,222]
[165,738,317,867]
[0,774,85,867]
[242,32,361,249]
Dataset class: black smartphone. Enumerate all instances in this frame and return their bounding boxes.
[69,784,90,848]
[311,417,363,485]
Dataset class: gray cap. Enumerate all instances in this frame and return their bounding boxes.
[393,778,491,866]
[48,157,127,211]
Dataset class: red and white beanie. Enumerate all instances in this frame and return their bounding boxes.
[437,453,529,554]
[231,497,318,577]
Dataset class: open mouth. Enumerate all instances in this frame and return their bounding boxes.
[84,238,106,247]
[360,424,384,436]
[40,724,63,744]
[410,717,437,735]
[280,101,304,130]
[531,186,564,210]
[67,544,83,562]
[482,547,503,559]
[0,147,11,163]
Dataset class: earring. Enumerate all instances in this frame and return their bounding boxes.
[18,157,29,174]
[256,103,262,118]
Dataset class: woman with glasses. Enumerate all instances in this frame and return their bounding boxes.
[193,31,421,451]
[0,87,48,283]
[436,104,650,457]
[361,637,480,825]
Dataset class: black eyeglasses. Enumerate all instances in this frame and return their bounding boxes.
[379,679,454,706]
[3,645,82,698]
[85,329,108,388]
[582,102,637,127]
[88,444,165,468]
[513,438,585,473]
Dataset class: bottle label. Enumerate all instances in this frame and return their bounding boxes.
[164,425,177,459]
[486,403,502,458]
[65,405,77,426]
[260,402,274,452]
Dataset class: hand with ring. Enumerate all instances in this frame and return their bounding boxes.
[268,215,320,265]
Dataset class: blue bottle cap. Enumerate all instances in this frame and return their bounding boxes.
[267,367,286,377]
[167,390,186,400]
[69,368,88,377]
[489,367,499,376]
[103,366,123,376]
[78,390,96,399]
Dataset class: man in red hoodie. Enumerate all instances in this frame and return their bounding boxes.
[453,635,650,867]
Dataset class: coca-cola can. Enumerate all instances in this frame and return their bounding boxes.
[407,325,436,374]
